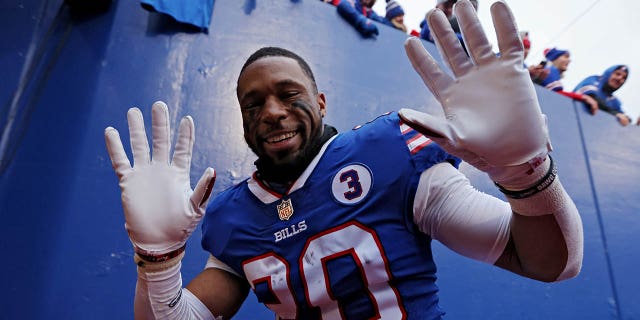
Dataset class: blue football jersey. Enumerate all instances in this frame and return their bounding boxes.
[202,112,460,319]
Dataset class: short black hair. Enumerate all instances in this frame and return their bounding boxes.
[239,47,318,93]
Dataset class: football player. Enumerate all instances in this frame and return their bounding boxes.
[105,1,583,318]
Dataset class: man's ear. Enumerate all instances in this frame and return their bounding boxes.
[317,92,327,117]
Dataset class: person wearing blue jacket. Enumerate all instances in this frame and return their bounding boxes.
[419,0,461,43]
[336,0,403,37]
[574,65,632,126]
[539,48,570,91]
[385,0,407,32]
[335,0,381,37]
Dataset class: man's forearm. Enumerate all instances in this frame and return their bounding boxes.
[585,93,619,115]
[134,255,215,320]
[497,162,583,282]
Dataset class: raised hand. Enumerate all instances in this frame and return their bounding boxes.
[105,101,215,258]
[399,1,552,186]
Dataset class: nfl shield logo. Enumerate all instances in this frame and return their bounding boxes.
[277,198,294,221]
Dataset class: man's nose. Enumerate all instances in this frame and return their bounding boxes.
[263,97,288,121]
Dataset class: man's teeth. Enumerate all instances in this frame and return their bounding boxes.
[268,132,296,143]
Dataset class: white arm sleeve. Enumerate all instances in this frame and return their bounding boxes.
[134,261,218,320]
[413,162,512,264]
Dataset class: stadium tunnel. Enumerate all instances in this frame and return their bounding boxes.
[1,0,638,318]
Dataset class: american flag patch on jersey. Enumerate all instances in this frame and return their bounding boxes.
[400,121,432,155]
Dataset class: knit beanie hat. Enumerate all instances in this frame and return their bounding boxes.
[386,0,404,20]
[544,47,569,61]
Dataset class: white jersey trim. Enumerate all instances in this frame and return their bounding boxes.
[575,84,598,94]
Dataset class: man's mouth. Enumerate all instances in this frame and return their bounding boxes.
[266,131,298,144]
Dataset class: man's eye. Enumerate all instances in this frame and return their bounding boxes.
[282,91,299,99]
[243,103,259,110]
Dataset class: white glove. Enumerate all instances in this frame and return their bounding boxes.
[105,101,216,257]
[398,1,552,188]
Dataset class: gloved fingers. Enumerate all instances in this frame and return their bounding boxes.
[172,115,195,171]
[127,107,151,166]
[491,1,522,62]
[398,108,452,141]
[151,101,171,165]
[404,37,454,104]
[192,167,216,210]
[455,0,496,66]
[104,127,132,178]
[427,8,473,78]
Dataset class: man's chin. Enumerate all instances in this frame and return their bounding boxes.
[267,152,302,168]
[255,151,308,183]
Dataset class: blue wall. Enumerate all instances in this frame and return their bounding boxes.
[1,0,638,319]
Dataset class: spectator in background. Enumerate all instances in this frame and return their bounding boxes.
[336,0,382,37]
[418,0,463,43]
[520,31,549,83]
[335,0,405,37]
[449,0,477,34]
[436,0,456,18]
[536,47,599,113]
[539,47,570,91]
[385,0,407,33]
[574,65,632,126]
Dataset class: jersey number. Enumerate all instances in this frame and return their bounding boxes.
[340,169,363,200]
[242,222,406,319]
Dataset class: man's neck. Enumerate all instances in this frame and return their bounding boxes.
[254,124,338,188]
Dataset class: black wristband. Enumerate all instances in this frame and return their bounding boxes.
[495,156,557,200]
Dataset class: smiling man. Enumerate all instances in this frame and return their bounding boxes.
[105,1,583,319]
[236,49,335,185]
[574,65,632,126]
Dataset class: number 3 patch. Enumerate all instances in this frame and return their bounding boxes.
[331,163,373,205]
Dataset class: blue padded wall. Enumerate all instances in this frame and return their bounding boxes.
[1,0,638,319]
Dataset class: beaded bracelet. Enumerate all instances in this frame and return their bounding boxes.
[494,156,557,200]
